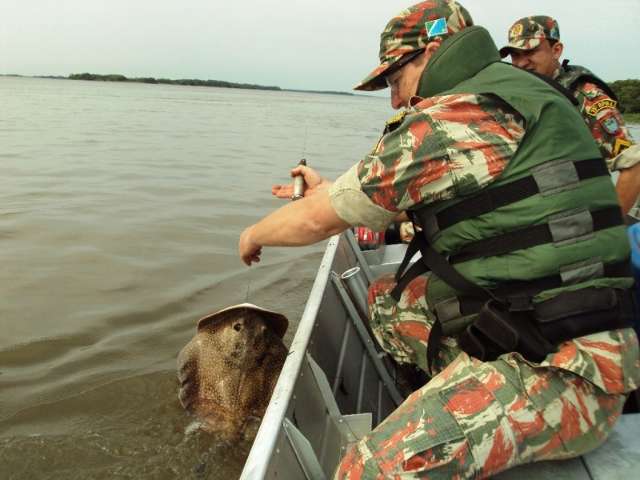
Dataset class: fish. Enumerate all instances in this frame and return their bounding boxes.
[177,303,288,441]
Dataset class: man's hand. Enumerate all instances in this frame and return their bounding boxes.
[239,226,262,266]
[399,221,415,243]
[272,165,331,199]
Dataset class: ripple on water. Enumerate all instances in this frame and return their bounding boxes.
[0,77,391,478]
[0,372,253,480]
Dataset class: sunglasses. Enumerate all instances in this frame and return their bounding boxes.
[384,48,426,86]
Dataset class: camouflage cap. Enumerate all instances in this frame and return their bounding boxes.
[499,16,561,58]
[355,1,473,91]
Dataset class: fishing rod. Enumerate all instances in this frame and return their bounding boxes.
[291,158,307,200]
[291,123,308,201]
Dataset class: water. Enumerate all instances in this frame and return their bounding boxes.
[1,77,638,479]
[0,77,391,479]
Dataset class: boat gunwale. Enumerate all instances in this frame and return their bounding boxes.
[240,235,341,480]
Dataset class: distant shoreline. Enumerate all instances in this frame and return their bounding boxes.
[0,73,356,97]
[68,72,283,91]
[3,74,636,110]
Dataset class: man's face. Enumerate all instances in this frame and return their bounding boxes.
[385,49,431,110]
[509,40,563,77]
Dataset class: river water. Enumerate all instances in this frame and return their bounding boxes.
[0,77,390,479]
[1,77,638,479]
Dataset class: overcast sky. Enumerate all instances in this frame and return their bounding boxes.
[1,0,638,91]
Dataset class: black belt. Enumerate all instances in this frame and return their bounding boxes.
[457,287,636,363]
[391,235,633,371]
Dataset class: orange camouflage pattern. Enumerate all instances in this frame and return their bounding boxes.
[334,273,640,479]
[356,93,525,212]
[355,1,473,91]
[499,16,560,58]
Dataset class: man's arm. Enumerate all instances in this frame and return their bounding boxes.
[572,81,640,213]
[240,93,525,265]
[574,81,638,171]
[616,159,640,215]
[239,190,350,265]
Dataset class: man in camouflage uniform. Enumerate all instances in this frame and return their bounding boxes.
[500,15,640,214]
[240,1,640,478]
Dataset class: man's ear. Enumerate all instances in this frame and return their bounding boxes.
[419,39,443,67]
[551,41,564,60]
[425,38,443,55]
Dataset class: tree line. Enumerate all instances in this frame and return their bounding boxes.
[65,73,638,111]
[68,73,281,91]
[609,80,640,113]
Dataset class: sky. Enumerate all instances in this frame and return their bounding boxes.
[1,0,639,92]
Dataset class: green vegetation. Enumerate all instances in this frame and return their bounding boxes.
[67,73,359,96]
[68,73,281,91]
[70,73,127,82]
[286,88,354,96]
[624,113,640,124]
[609,80,640,114]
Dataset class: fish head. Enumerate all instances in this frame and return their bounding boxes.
[176,304,288,433]
[192,303,287,366]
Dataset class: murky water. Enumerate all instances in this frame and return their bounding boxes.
[0,77,390,479]
[1,77,637,479]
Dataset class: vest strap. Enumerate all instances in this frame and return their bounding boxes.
[457,287,635,362]
[398,256,630,326]
[390,236,632,368]
[434,259,631,328]
[492,260,630,299]
[394,233,421,283]
[417,157,608,238]
[390,234,494,302]
[450,206,623,264]
[560,60,619,101]
[513,64,579,106]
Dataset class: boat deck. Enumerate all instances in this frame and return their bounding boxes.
[496,413,640,479]
[241,236,640,480]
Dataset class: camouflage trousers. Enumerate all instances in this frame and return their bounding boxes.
[334,274,628,479]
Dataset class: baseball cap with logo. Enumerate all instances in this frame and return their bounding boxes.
[499,15,561,58]
[354,0,474,91]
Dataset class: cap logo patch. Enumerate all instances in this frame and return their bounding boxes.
[510,24,524,38]
[425,17,448,38]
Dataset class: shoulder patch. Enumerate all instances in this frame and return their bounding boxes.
[384,111,408,134]
[374,111,408,153]
[601,116,621,135]
[613,138,632,156]
[587,98,617,116]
